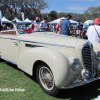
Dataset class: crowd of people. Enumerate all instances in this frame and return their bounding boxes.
[53,14,89,39]
[0,15,100,43]
[53,15,100,43]
[0,23,13,31]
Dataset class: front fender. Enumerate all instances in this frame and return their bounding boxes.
[91,41,100,52]
[17,47,79,89]
[91,41,100,69]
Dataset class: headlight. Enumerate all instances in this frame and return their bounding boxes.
[96,51,100,61]
[72,58,80,71]
[81,69,89,79]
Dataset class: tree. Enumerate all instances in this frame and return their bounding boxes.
[48,11,58,21]
[0,0,48,20]
[84,6,99,20]
[21,0,48,19]
[58,12,67,18]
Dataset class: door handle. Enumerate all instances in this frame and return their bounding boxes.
[13,42,18,46]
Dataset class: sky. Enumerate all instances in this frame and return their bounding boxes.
[41,0,100,14]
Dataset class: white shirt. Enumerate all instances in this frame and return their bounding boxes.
[33,22,40,31]
[87,24,100,43]
[40,21,48,31]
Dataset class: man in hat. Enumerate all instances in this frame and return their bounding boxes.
[87,18,100,43]
[59,14,72,35]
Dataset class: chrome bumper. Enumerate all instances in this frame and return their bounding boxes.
[62,77,100,89]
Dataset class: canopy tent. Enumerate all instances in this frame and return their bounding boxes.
[49,17,78,25]
[2,16,12,23]
[48,17,65,24]
[24,18,32,23]
[84,20,94,25]
[12,17,22,23]
[70,19,79,24]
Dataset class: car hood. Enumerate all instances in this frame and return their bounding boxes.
[18,32,86,48]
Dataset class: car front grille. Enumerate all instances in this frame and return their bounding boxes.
[81,44,95,77]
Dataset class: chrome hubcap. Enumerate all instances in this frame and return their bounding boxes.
[39,67,54,90]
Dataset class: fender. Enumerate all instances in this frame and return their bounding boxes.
[91,41,100,52]
[17,47,79,88]
[91,42,100,69]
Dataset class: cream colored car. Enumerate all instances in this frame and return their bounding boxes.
[0,23,100,96]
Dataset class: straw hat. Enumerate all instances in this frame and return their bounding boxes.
[91,18,100,25]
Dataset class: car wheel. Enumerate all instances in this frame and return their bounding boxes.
[36,63,59,96]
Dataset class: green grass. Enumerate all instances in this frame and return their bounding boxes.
[0,59,100,100]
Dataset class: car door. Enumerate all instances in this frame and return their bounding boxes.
[1,35,19,64]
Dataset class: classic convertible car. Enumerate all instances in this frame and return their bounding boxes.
[0,23,100,96]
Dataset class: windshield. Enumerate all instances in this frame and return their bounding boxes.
[16,23,53,34]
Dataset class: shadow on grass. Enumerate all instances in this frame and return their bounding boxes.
[56,80,100,100]
[0,59,100,100]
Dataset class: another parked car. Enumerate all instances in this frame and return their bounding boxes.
[0,23,100,96]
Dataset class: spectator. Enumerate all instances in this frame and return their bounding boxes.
[33,17,40,31]
[7,26,11,30]
[0,23,2,31]
[2,24,6,30]
[55,19,63,34]
[77,22,83,38]
[52,24,55,32]
[87,18,100,43]
[40,17,48,31]
[59,14,72,35]
[86,24,91,31]
[34,17,40,22]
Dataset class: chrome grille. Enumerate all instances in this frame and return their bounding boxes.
[82,44,94,76]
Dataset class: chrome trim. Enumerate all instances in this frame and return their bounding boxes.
[81,42,95,77]
[62,77,100,89]
[72,58,80,71]
[0,57,17,65]
[0,37,75,48]
[96,51,100,61]
[72,58,79,65]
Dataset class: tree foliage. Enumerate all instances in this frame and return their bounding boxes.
[43,6,100,22]
[0,0,48,20]
[48,10,58,21]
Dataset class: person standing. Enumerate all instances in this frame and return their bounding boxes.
[40,17,48,31]
[0,20,2,31]
[77,22,83,38]
[56,19,63,34]
[59,14,72,35]
[87,18,100,43]
[33,17,40,31]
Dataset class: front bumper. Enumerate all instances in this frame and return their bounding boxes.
[62,76,100,89]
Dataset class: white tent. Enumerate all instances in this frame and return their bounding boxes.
[70,19,78,24]
[12,17,22,23]
[24,18,32,23]
[49,17,78,24]
[84,20,93,25]
[49,17,65,24]
[2,16,12,23]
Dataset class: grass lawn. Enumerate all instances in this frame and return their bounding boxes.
[0,59,100,100]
